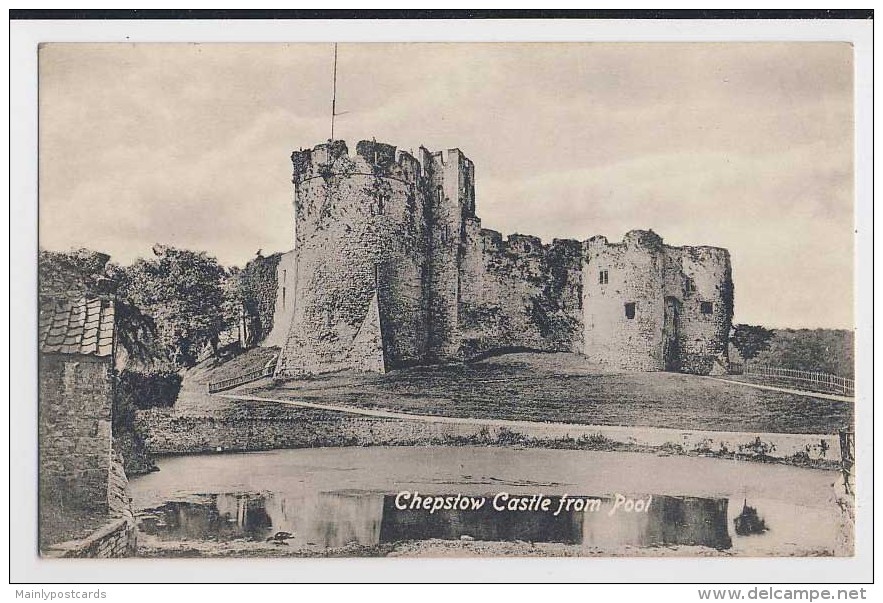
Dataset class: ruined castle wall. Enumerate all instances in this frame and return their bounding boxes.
[263,250,297,348]
[459,217,484,312]
[235,252,283,347]
[458,230,583,359]
[583,231,666,371]
[276,141,428,376]
[547,238,585,352]
[423,149,472,361]
[673,246,733,375]
[271,140,733,377]
[372,144,430,366]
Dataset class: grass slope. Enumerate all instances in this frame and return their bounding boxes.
[235,352,852,435]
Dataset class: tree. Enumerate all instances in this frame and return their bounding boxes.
[730,324,775,362]
[39,248,117,298]
[120,244,231,367]
[39,248,170,368]
[753,328,854,378]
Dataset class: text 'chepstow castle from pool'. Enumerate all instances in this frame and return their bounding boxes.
[261,140,734,377]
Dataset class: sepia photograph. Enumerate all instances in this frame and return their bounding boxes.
[33,39,858,561]
[9,11,873,588]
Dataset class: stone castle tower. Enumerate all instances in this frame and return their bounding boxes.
[583,231,733,374]
[270,139,733,377]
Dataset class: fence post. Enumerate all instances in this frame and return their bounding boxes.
[839,430,855,496]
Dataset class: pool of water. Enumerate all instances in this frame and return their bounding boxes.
[130,446,844,556]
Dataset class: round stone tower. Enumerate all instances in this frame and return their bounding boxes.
[275,140,429,376]
[671,245,733,375]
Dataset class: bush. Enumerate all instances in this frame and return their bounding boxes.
[116,368,182,411]
[751,329,854,379]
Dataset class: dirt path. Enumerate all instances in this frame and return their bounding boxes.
[213,390,842,462]
[706,377,854,403]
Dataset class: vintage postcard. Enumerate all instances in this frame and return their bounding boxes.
[25,30,865,576]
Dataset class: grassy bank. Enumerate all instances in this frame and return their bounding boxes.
[234,352,851,435]
[137,403,841,471]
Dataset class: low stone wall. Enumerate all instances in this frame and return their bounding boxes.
[43,516,137,559]
[43,449,138,558]
[136,405,841,467]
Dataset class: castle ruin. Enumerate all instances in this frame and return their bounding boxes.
[265,140,733,377]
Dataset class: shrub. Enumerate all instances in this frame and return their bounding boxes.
[577,432,615,448]
[738,436,776,459]
[495,426,529,445]
[116,368,182,411]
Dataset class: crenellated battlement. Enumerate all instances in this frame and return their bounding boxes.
[291,139,431,186]
[478,231,582,264]
[290,140,480,191]
[584,230,663,252]
[585,230,729,260]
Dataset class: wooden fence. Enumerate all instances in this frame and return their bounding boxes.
[207,363,275,394]
[729,363,854,397]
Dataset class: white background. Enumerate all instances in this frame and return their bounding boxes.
[5,8,876,592]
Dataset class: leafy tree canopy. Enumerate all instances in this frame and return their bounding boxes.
[39,248,166,369]
[730,324,775,362]
[39,248,120,298]
[119,244,231,367]
[752,328,854,379]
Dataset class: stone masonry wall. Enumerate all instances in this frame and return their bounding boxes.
[271,140,732,376]
[583,231,666,371]
[45,516,137,558]
[583,231,733,375]
[277,141,429,375]
[237,253,282,346]
[39,354,113,515]
[46,449,138,558]
[263,250,297,348]
[135,407,839,465]
[459,227,583,359]
[107,449,133,516]
[423,148,473,361]
[673,246,733,375]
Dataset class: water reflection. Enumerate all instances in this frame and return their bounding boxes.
[138,494,273,542]
[138,491,733,550]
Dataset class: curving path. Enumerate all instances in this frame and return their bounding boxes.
[705,377,854,403]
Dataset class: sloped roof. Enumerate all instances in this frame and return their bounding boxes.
[39,297,115,357]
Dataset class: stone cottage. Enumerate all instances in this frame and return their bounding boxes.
[38,296,134,554]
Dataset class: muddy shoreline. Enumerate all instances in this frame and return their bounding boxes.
[140,535,836,558]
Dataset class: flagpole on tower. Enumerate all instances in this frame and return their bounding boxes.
[330,43,338,141]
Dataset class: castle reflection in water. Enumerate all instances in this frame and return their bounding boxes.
[138,490,733,551]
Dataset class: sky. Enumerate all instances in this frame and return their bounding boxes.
[39,43,854,329]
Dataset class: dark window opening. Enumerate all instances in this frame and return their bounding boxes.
[625,302,636,319]
[282,287,286,309]
[685,276,696,293]
[599,270,609,285]
[701,301,713,314]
